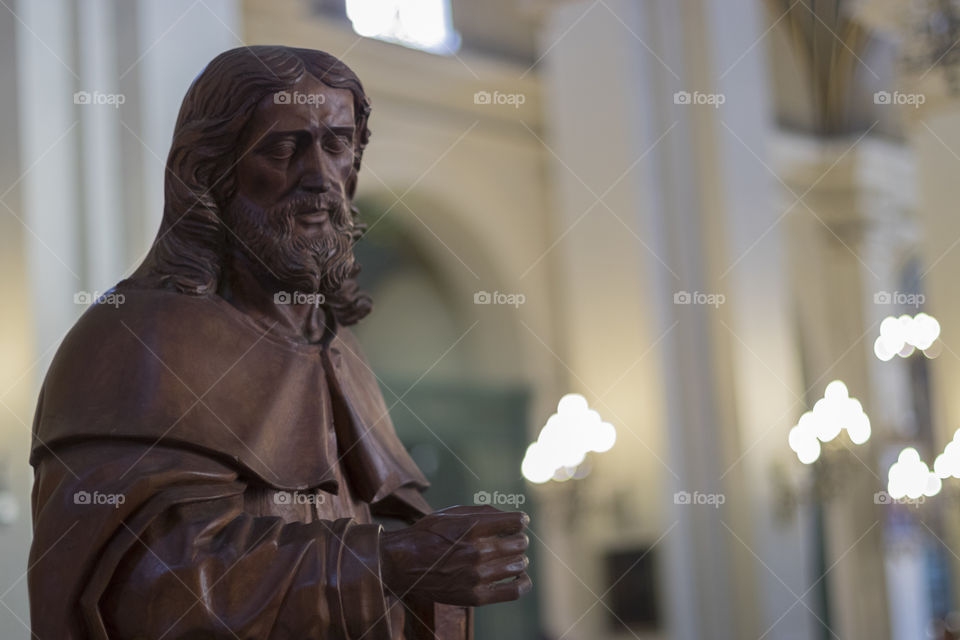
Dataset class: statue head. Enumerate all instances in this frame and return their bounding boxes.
[128,45,373,324]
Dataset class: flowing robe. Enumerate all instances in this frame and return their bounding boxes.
[28,286,470,639]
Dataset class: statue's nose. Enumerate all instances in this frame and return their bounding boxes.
[299,145,333,193]
[299,170,330,193]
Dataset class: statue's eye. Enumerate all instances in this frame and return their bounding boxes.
[323,134,351,154]
[264,141,297,160]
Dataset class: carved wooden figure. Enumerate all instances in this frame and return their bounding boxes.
[28,46,531,640]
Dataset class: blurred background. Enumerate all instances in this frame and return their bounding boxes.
[5,0,960,638]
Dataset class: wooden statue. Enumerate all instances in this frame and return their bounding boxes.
[28,46,531,639]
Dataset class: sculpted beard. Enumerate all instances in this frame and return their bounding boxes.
[223,191,356,296]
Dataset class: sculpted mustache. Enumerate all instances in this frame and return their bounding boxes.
[273,195,349,224]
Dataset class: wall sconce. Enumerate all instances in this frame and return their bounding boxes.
[522,393,616,484]
[788,380,871,464]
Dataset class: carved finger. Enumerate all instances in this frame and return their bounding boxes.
[472,572,533,606]
[470,510,529,538]
[491,532,528,556]
[475,554,529,583]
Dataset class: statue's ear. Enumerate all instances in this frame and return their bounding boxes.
[345,172,358,201]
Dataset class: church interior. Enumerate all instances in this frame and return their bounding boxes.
[5,0,960,638]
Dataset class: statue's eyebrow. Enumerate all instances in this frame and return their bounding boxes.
[257,125,355,144]
[321,125,356,139]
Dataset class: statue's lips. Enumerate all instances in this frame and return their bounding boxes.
[296,210,330,228]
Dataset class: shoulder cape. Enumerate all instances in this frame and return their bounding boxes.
[30,286,431,517]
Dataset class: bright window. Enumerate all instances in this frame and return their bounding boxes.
[345,0,461,55]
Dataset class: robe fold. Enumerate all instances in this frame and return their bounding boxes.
[28,286,471,639]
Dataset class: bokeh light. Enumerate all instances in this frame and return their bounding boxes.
[788,380,871,464]
[521,393,618,483]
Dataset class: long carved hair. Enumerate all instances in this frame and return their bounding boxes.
[124,45,373,325]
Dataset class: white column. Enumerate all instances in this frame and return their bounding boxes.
[538,0,813,638]
[134,0,242,254]
[6,0,83,633]
[15,0,83,361]
[911,107,960,613]
[775,138,892,640]
[698,1,820,638]
[77,0,125,291]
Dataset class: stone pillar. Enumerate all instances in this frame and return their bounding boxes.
[537,0,815,637]
[775,135,894,640]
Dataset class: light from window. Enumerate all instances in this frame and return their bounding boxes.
[345,0,461,55]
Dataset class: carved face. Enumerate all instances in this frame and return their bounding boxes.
[223,73,358,295]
